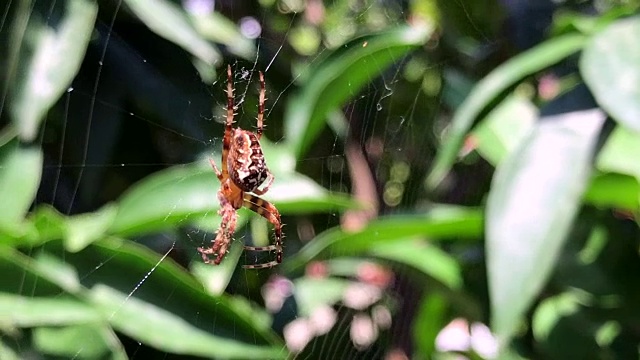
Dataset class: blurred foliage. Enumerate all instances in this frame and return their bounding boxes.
[1,0,640,359]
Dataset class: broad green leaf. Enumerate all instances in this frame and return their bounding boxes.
[110,160,359,235]
[596,126,640,181]
[190,238,244,295]
[583,172,640,211]
[9,0,97,141]
[581,17,640,132]
[29,205,66,244]
[124,0,220,66]
[284,24,432,158]
[0,142,43,235]
[370,239,462,289]
[294,277,349,317]
[30,238,285,358]
[65,204,118,252]
[33,324,126,360]
[285,205,482,273]
[486,109,605,347]
[91,285,283,359]
[471,94,537,166]
[0,294,100,327]
[110,163,217,235]
[190,11,254,59]
[426,34,587,189]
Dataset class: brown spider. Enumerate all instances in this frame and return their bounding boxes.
[197,65,283,269]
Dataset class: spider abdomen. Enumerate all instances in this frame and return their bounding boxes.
[228,129,270,192]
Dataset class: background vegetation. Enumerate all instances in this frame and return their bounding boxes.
[1,0,640,358]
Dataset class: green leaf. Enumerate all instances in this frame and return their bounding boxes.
[123,0,220,66]
[33,324,126,360]
[471,94,537,166]
[284,24,432,158]
[370,239,462,289]
[426,33,587,189]
[9,0,98,141]
[190,237,244,295]
[30,238,286,358]
[581,17,640,132]
[0,293,100,327]
[413,293,447,357]
[486,109,605,347]
[64,204,118,252]
[0,142,43,235]
[110,160,359,236]
[583,172,640,211]
[190,11,254,59]
[596,125,640,181]
[110,163,217,235]
[29,205,67,245]
[285,205,482,273]
[91,285,283,359]
[294,277,349,316]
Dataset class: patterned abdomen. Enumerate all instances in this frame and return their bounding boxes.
[228,129,270,192]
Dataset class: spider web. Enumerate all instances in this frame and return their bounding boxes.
[1,0,502,359]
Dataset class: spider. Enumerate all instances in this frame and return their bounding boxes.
[197,65,283,269]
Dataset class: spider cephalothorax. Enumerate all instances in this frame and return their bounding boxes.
[197,65,283,269]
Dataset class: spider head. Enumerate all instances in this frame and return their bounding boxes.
[228,129,271,193]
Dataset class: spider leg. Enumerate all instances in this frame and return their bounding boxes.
[198,202,238,265]
[252,172,274,196]
[209,158,223,182]
[242,193,283,269]
[256,71,265,140]
[221,64,235,178]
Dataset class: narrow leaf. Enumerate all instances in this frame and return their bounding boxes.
[426,34,587,189]
[9,0,98,141]
[285,205,482,273]
[284,24,432,158]
[33,323,126,359]
[581,17,640,132]
[486,109,605,346]
[110,161,358,235]
[124,0,220,65]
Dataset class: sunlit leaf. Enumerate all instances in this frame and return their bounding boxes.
[294,277,349,317]
[471,94,537,166]
[0,141,43,235]
[285,205,482,273]
[29,205,66,245]
[190,238,244,295]
[26,238,286,358]
[190,11,254,59]
[486,109,605,346]
[426,34,587,189]
[110,160,359,236]
[91,285,283,359]
[284,24,432,158]
[33,324,126,360]
[65,204,118,252]
[9,0,97,141]
[124,0,220,66]
[371,239,462,289]
[0,293,100,327]
[596,125,640,181]
[581,17,640,132]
